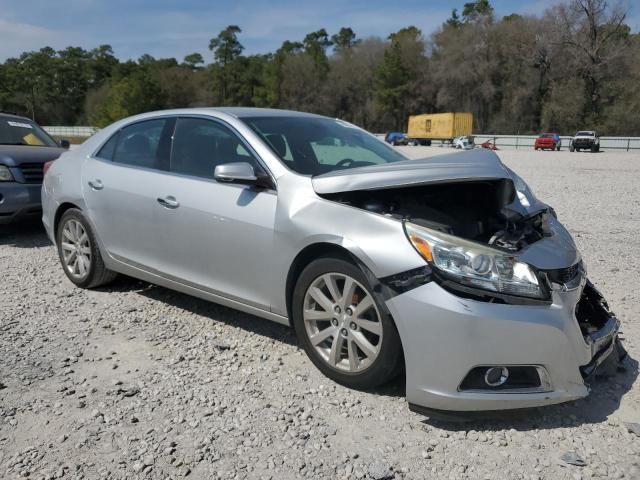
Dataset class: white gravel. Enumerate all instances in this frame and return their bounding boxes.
[1,148,639,480]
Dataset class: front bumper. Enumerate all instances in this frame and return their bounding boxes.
[0,182,43,224]
[386,277,619,412]
[572,141,597,149]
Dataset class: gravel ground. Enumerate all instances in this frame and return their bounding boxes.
[1,148,639,480]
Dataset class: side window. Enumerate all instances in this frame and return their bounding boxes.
[171,117,259,179]
[95,132,119,160]
[112,119,169,169]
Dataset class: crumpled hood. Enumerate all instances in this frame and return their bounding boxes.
[0,145,66,166]
[312,150,511,194]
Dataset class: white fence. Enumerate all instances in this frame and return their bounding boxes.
[472,134,640,151]
[43,126,99,137]
[43,126,640,151]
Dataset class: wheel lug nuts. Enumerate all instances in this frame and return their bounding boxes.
[331,318,338,326]
[346,307,353,316]
[334,306,341,314]
[350,322,357,330]
[340,328,348,336]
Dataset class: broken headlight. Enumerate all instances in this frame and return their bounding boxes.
[404,222,545,299]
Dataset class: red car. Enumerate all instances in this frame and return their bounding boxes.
[534,133,561,151]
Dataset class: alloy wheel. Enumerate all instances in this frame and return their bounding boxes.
[60,219,92,279]
[302,273,383,372]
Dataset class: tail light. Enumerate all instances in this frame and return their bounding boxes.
[43,160,55,175]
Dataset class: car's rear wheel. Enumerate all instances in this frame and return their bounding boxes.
[292,257,403,389]
[56,208,117,288]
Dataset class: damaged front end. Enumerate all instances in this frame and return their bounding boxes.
[575,281,626,379]
[313,151,625,410]
[319,172,566,305]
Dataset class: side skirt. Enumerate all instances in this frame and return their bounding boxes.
[106,255,290,326]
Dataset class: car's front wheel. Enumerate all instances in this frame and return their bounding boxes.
[292,257,403,389]
[56,208,117,288]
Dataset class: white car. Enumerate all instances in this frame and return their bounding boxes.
[41,108,624,416]
[453,136,475,150]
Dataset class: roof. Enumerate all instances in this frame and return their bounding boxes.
[0,112,32,122]
[201,107,326,119]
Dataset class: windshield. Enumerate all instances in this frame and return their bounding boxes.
[576,131,594,136]
[0,117,58,147]
[243,116,408,175]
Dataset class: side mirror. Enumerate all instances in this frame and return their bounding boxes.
[214,162,258,184]
[60,139,71,149]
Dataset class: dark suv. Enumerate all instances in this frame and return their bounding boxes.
[0,113,68,224]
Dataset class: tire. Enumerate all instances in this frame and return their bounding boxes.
[534,147,538,151]
[291,257,403,390]
[56,208,118,289]
[557,145,561,151]
[591,145,596,153]
[570,145,575,152]
[576,148,580,152]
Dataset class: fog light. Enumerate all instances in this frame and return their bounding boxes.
[484,367,509,387]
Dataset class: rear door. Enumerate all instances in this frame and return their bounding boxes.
[151,116,278,310]
[82,117,174,269]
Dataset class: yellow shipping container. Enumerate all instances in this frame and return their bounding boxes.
[407,112,473,141]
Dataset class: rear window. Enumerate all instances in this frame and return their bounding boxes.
[96,132,119,160]
[112,119,172,170]
[576,131,594,136]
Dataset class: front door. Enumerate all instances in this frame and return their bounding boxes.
[152,117,277,311]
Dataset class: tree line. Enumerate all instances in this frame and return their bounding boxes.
[0,0,638,135]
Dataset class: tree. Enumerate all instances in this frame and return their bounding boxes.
[86,72,165,127]
[331,27,360,52]
[462,0,494,22]
[183,53,204,69]
[208,25,247,104]
[209,25,244,65]
[445,9,462,28]
[554,0,629,125]
[373,27,428,129]
[303,29,333,77]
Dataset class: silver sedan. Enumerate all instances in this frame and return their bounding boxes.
[41,108,623,415]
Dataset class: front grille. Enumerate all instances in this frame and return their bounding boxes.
[545,261,583,286]
[18,163,44,183]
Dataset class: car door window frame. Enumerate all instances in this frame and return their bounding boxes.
[168,114,276,191]
[90,116,176,173]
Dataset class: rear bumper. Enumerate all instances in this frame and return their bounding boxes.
[0,182,42,224]
[386,278,619,412]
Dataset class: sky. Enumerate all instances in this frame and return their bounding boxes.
[0,0,637,62]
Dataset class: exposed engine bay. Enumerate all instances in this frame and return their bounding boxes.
[322,179,553,251]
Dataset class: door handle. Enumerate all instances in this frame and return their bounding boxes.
[88,179,103,190]
[157,196,180,209]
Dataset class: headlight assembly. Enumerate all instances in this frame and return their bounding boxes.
[0,165,14,182]
[404,222,546,300]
